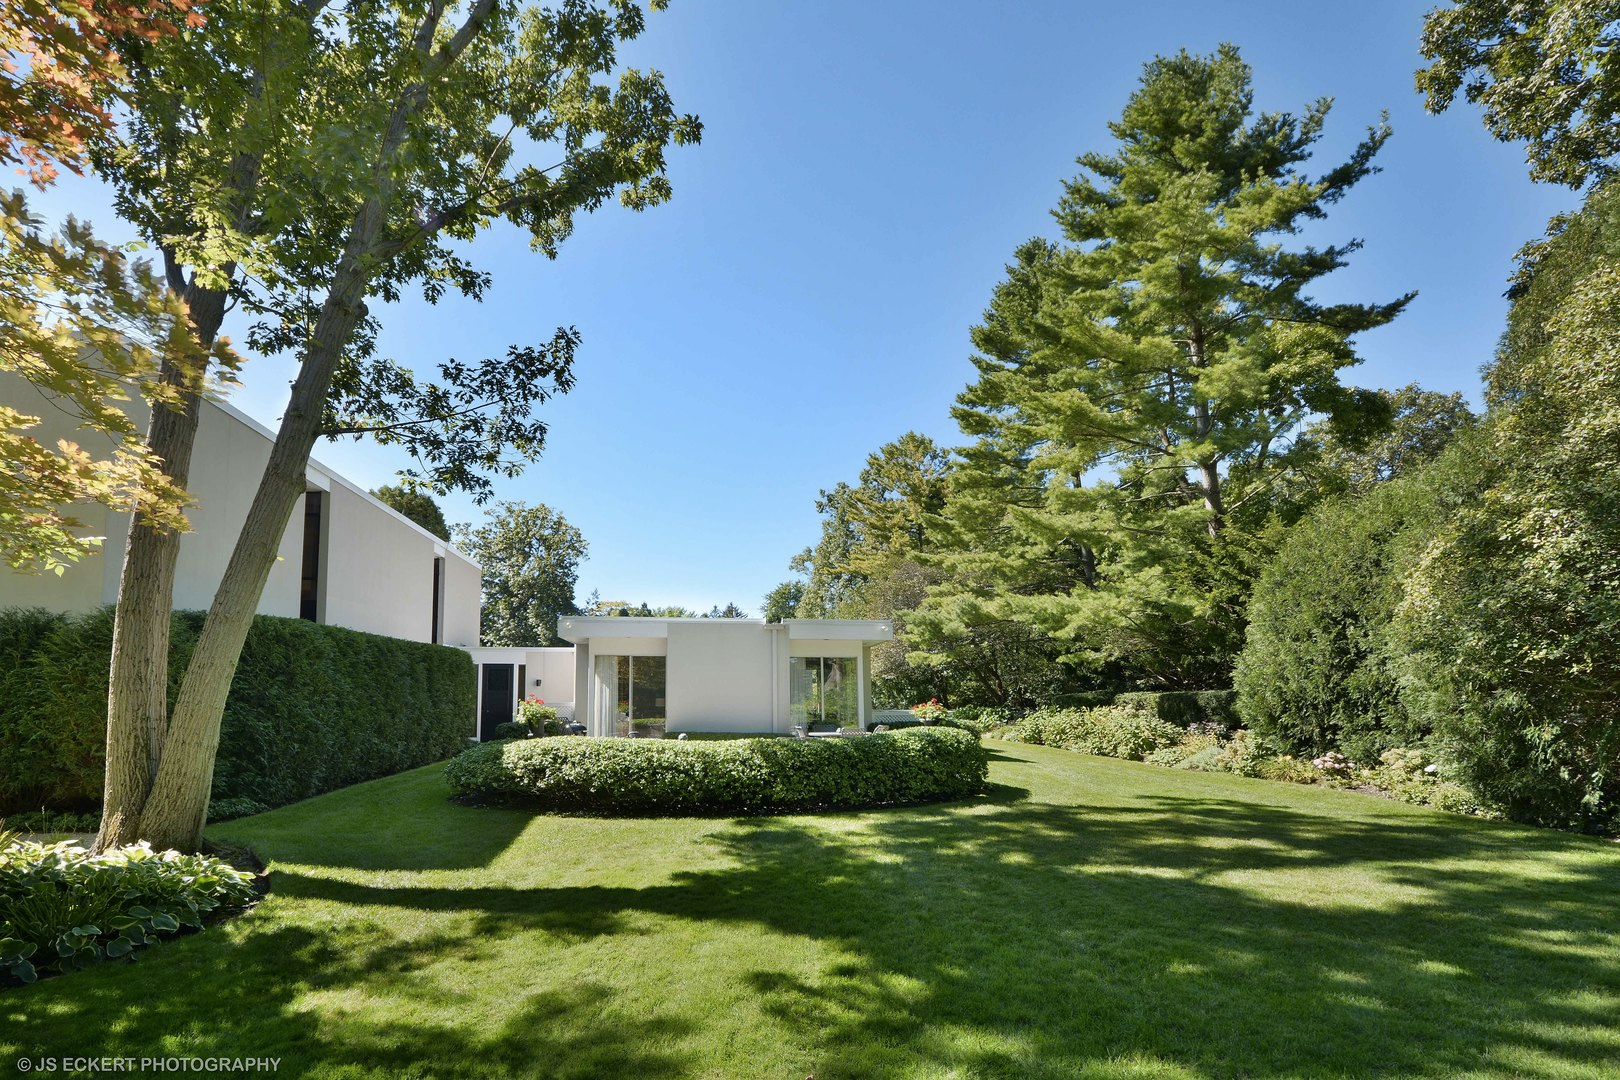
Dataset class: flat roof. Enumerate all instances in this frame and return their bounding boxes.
[557,616,893,645]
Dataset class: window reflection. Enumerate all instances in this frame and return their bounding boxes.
[790,656,857,729]
[609,655,666,735]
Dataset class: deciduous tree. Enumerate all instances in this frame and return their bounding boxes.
[1392,180,1620,830]
[1417,0,1620,187]
[456,500,585,647]
[371,482,449,540]
[0,0,227,573]
[93,0,699,851]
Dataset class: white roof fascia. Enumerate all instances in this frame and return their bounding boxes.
[207,394,480,569]
[783,619,894,643]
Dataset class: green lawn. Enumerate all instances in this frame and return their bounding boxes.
[4,744,1618,1079]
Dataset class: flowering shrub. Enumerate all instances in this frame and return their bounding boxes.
[1212,729,1273,777]
[1005,706,1182,761]
[1312,751,1353,775]
[518,697,561,736]
[0,838,258,984]
[910,699,949,722]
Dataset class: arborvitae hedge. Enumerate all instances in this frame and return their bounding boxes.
[0,607,474,815]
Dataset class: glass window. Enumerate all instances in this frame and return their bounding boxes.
[604,655,667,735]
[823,656,857,728]
[632,656,667,722]
[790,656,859,729]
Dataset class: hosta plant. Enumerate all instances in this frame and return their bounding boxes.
[0,838,257,984]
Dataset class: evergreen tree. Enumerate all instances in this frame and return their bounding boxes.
[794,433,951,617]
[922,45,1410,688]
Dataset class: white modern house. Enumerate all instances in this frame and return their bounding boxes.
[4,374,896,742]
[552,616,892,737]
[0,373,481,647]
[464,617,897,740]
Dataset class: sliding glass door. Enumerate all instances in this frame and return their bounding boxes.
[789,656,858,730]
[597,655,667,735]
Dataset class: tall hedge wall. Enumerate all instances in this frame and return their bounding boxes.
[0,607,475,815]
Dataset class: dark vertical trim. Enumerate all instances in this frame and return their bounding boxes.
[299,491,323,622]
[431,556,445,644]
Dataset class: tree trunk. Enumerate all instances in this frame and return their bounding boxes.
[1197,449,1224,537]
[135,272,368,850]
[1187,332,1223,538]
[103,5,462,851]
[95,282,230,852]
[133,170,402,850]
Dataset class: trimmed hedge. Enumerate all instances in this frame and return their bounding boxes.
[862,716,982,735]
[444,727,989,814]
[1052,690,1119,710]
[1113,690,1238,731]
[0,607,475,815]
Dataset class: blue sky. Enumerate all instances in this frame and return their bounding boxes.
[34,0,1579,614]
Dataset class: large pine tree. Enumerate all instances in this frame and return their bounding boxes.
[918,45,1411,688]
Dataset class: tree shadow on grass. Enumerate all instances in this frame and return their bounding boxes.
[264,793,1619,1079]
[9,770,1619,1079]
[1,917,692,1079]
[212,768,537,873]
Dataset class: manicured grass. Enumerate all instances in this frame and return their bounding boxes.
[4,744,1617,1078]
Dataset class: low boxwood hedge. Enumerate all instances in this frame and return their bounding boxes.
[444,727,989,814]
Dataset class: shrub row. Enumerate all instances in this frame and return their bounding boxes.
[0,835,258,984]
[994,716,1487,819]
[863,716,983,735]
[1113,690,1239,731]
[445,727,989,814]
[1000,705,1184,761]
[0,607,475,815]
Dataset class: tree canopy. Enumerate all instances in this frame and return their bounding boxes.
[457,501,586,647]
[1418,0,1620,187]
[92,0,701,852]
[917,45,1409,688]
[0,0,234,573]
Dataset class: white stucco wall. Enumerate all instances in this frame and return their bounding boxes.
[0,499,111,613]
[442,553,482,648]
[665,620,776,733]
[0,373,479,647]
[319,480,479,645]
[522,647,577,704]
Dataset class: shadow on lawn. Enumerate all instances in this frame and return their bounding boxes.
[1,917,693,1079]
[8,776,1619,1079]
[276,795,1618,1077]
